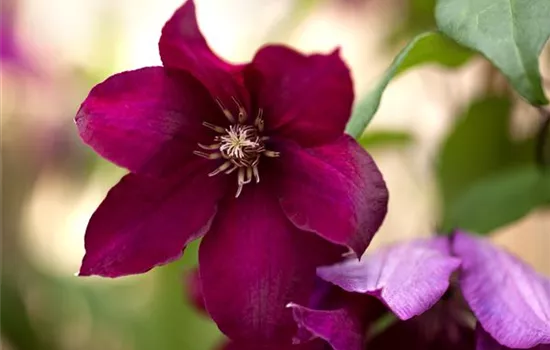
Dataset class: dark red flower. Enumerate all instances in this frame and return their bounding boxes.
[75,0,388,344]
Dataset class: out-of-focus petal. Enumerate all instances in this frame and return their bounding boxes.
[453,232,550,349]
[199,186,344,344]
[475,324,550,350]
[184,267,207,314]
[76,67,220,176]
[277,136,387,257]
[368,315,475,350]
[245,45,353,147]
[159,0,249,109]
[219,339,328,350]
[288,303,363,350]
[79,160,226,277]
[317,238,461,320]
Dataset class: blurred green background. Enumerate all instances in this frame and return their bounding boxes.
[1,0,549,349]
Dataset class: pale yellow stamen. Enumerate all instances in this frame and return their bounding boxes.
[232,96,248,124]
[255,109,265,132]
[215,98,236,124]
[202,122,225,133]
[193,151,222,160]
[194,98,280,197]
[198,143,221,150]
[208,161,233,177]
[264,150,281,158]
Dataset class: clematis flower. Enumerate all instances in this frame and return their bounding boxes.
[75,0,388,344]
[289,231,550,350]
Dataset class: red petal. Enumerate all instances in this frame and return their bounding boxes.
[245,46,353,147]
[199,185,344,343]
[79,160,227,277]
[159,0,249,110]
[219,339,328,350]
[278,136,388,257]
[76,67,220,176]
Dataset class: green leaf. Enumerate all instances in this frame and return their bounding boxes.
[437,96,514,210]
[358,130,414,149]
[136,240,221,350]
[390,0,437,43]
[435,0,550,105]
[443,166,550,233]
[437,96,542,232]
[346,31,474,138]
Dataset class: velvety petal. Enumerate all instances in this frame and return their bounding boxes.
[159,0,249,109]
[79,159,226,277]
[184,267,207,315]
[245,45,353,146]
[288,303,363,350]
[277,135,388,257]
[76,66,220,176]
[453,232,550,349]
[317,238,461,320]
[476,325,550,350]
[199,185,344,344]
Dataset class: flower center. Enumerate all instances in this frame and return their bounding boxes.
[193,97,280,198]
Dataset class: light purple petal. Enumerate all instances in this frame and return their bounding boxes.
[159,0,249,110]
[476,324,550,350]
[278,135,388,257]
[454,232,550,349]
[288,303,363,350]
[76,67,221,176]
[199,185,344,344]
[79,159,226,277]
[317,237,461,320]
[245,46,353,147]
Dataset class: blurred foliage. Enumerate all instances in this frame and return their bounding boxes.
[359,130,414,149]
[437,96,548,233]
[134,241,220,350]
[346,31,473,138]
[392,0,437,41]
[1,275,56,350]
[444,166,550,233]
[436,0,550,105]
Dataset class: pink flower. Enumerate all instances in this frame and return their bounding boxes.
[289,232,550,350]
[76,0,388,344]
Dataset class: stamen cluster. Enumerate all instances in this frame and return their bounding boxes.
[193,98,280,197]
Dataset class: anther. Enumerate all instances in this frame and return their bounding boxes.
[235,183,244,198]
[264,150,281,158]
[225,164,238,174]
[198,143,221,150]
[255,109,264,132]
[208,161,232,176]
[253,166,260,183]
[245,167,253,184]
[215,98,236,123]
[232,97,248,124]
[202,122,226,133]
[193,151,222,160]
